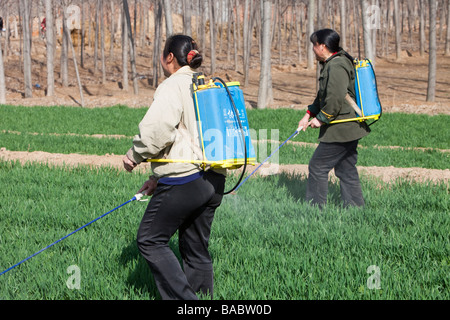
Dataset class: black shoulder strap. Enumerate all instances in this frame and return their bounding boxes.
[340,48,355,64]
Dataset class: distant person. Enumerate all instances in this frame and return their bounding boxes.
[122,34,226,300]
[0,17,3,31]
[298,29,371,208]
[41,18,46,32]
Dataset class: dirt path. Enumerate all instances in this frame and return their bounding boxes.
[1,148,448,184]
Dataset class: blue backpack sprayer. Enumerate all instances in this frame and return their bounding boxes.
[0,60,381,276]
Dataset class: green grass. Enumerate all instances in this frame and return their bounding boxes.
[247,109,450,150]
[273,142,449,170]
[1,105,449,170]
[0,104,146,136]
[0,162,448,300]
[0,131,130,155]
[1,105,449,150]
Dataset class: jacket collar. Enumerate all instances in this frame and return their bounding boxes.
[172,65,195,76]
[320,49,345,66]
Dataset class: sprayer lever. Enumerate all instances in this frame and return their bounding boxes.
[133,193,148,202]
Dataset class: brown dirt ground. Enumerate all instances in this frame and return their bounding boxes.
[1,37,449,184]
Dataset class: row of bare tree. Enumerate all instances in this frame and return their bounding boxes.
[0,0,447,107]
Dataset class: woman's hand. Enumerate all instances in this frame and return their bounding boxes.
[138,176,158,196]
[123,155,137,172]
[308,117,324,129]
[298,113,311,132]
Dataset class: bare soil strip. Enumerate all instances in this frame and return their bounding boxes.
[1,148,448,184]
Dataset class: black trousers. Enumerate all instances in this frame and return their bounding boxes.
[306,140,365,208]
[136,170,225,300]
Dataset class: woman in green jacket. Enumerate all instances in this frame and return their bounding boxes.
[298,29,370,208]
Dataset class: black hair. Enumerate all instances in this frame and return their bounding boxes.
[163,34,203,69]
[310,28,341,53]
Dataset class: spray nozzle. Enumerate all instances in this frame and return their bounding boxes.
[293,125,303,138]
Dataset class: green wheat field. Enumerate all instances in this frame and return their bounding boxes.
[0,105,448,300]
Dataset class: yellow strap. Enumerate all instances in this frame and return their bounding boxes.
[329,114,380,124]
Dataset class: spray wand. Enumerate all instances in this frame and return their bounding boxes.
[233,125,303,193]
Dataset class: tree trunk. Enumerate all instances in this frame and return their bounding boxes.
[353,0,361,58]
[0,40,6,104]
[100,0,106,84]
[198,0,208,54]
[361,0,375,62]
[276,0,282,65]
[227,0,233,62]
[121,7,129,91]
[295,2,304,63]
[81,0,85,68]
[383,0,390,57]
[162,0,173,37]
[234,0,240,71]
[393,0,402,60]
[406,0,414,47]
[21,0,32,98]
[94,0,100,74]
[183,0,192,36]
[439,0,445,41]
[64,9,85,107]
[340,0,347,49]
[233,0,239,71]
[372,0,378,59]
[61,2,69,87]
[420,0,426,57]
[316,0,322,87]
[307,0,315,70]
[110,0,115,62]
[217,0,223,56]
[3,3,10,58]
[236,0,241,54]
[258,0,273,109]
[45,0,55,97]
[133,0,137,46]
[243,0,255,86]
[209,0,216,75]
[427,0,437,102]
[152,0,162,88]
[123,0,138,94]
[445,0,450,55]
